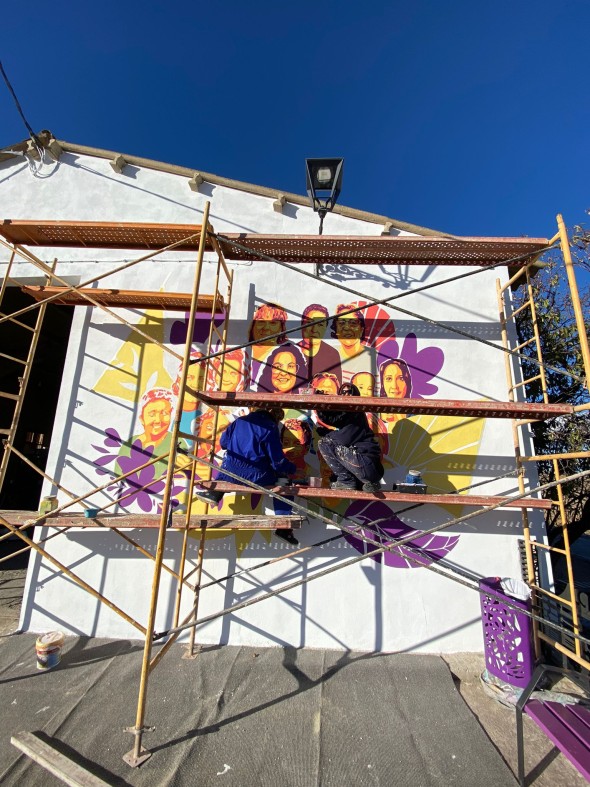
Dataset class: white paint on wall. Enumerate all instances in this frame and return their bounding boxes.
[0,151,543,652]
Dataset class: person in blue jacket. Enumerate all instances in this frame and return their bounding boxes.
[195,406,299,544]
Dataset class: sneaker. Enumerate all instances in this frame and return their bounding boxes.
[194,489,222,505]
[275,528,299,545]
[362,482,381,494]
[330,481,357,490]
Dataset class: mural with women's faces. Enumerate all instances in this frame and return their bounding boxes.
[91,298,485,566]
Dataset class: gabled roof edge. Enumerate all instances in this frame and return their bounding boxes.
[1,135,456,239]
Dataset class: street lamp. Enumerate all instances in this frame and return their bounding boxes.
[305,157,344,235]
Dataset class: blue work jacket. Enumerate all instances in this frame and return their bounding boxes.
[217,410,296,486]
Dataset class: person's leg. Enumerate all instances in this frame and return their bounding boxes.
[357,454,384,493]
[318,437,358,488]
[270,480,298,544]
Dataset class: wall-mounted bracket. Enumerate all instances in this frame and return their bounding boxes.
[188,172,204,191]
[273,194,287,213]
[110,154,127,173]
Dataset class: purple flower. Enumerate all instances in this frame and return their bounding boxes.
[378,334,444,398]
[343,499,459,569]
[93,430,185,513]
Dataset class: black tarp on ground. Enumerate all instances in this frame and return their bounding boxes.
[0,635,515,786]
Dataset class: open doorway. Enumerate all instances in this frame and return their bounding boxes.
[0,286,73,512]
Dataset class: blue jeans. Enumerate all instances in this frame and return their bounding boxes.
[318,436,383,486]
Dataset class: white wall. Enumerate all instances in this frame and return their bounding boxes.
[0,150,542,652]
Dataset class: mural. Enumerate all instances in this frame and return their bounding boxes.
[91,296,485,566]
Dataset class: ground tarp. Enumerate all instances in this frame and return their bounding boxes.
[0,635,515,786]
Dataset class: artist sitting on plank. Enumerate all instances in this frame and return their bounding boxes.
[194,406,299,545]
[316,383,384,493]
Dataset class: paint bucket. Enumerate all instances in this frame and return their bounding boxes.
[405,470,423,484]
[308,477,322,488]
[84,508,100,518]
[35,631,65,670]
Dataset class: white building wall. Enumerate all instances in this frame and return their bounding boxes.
[0,149,542,652]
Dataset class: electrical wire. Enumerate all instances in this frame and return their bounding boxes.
[0,59,39,144]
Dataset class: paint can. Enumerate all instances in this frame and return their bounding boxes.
[38,495,58,517]
[35,631,65,670]
[405,470,423,485]
[308,477,322,488]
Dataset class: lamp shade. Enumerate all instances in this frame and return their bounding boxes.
[305,158,344,214]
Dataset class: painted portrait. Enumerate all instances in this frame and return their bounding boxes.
[331,303,378,384]
[298,303,342,385]
[280,418,313,481]
[173,350,206,444]
[207,347,245,393]
[379,357,412,431]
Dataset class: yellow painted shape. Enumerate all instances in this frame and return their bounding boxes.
[92,308,172,401]
[385,411,487,514]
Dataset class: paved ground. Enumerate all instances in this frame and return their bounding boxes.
[0,548,586,785]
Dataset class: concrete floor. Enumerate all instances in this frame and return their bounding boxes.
[0,552,586,785]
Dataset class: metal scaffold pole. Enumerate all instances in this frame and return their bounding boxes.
[124,203,212,767]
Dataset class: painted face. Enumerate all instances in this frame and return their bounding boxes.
[302,310,327,344]
[252,314,284,343]
[312,377,338,396]
[140,400,171,442]
[198,414,215,441]
[271,351,298,393]
[281,426,307,459]
[336,314,362,347]
[220,359,241,392]
[183,366,204,402]
[353,373,374,398]
[383,363,408,399]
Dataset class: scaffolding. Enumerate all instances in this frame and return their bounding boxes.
[0,206,589,765]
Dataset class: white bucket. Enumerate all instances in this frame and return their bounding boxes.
[36,631,65,670]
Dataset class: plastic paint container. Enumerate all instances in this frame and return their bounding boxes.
[35,631,65,670]
[405,470,423,485]
[84,508,100,518]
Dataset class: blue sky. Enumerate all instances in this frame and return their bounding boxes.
[1,0,589,240]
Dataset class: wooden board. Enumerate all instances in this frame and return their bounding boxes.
[1,511,303,530]
[11,731,111,787]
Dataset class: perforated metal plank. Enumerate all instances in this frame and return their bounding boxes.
[197,391,573,420]
[0,220,548,266]
[216,233,549,265]
[0,219,208,250]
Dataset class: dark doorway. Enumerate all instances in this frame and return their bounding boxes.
[0,286,73,512]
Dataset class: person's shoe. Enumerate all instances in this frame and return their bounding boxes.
[275,528,299,545]
[362,482,381,494]
[330,480,357,490]
[194,489,222,505]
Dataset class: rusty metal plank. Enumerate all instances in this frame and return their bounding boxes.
[21,286,224,312]
[197,391,573,421]
[201,483,552,510]
[0,220,548,265]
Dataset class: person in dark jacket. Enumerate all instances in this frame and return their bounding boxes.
[317,383,384,493]
[194,406,299,544]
